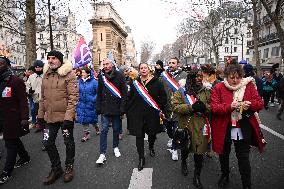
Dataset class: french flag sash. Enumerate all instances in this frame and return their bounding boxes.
[161,71,179,92]
[101,75,121,98]
[180,88,197,105]
[133,80,161,113]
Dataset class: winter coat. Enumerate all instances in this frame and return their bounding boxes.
[127,76,167,137]
[0,75,29,139]
[211,81,264,154]
[38,60,79,123]
[96,68,127,116]
[161,69,187,121]
[277,77,284,99]
[262,78,277,92]
[26,73,43,103]
[76,76,98,124]
[171,87,211,154]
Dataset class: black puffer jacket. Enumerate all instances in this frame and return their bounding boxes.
[96,68,127,116]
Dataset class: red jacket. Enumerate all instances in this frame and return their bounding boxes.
[211,81,264,154]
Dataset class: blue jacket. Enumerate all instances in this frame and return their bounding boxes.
[76,76,98,124]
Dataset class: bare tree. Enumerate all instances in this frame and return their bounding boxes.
[140,40,155,64]
[259,0,284,64]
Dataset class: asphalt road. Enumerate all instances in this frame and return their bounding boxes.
[0,105,283,189]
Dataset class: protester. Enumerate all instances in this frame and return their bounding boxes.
[37,50,79,185]
[95,58,127,165]
[262,71,277,109]
[0,55,30,184]
[76,67,100,142]
[161,57,187,161]
[127,63,167,171]
[172,68,211,189]
[211,63,265,189]
[276,76,284,120]
[26,60,44,133]
[154,60,165,77]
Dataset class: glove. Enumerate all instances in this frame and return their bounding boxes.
[37,118,46,128]
[29,88,35,94]
[192,101,206,113]
[62,120,74,130]
[20,120,30,136]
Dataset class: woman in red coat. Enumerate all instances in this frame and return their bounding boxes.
[211,63,264,189]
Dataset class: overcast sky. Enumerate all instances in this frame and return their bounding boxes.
[69,0,223,56]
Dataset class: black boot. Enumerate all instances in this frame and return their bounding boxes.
[193,169,203,189]
[138,157,145,171]
[181,160,188,176]
[218,174,229,188]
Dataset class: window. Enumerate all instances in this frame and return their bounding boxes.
[246,49,249,55]
[225,47,229,53]
[267,26,271,35]
[234,38,238,44]
[41,53,45,59]
[263,48,269,58]
[101,33,103,41]
[39,34,43,40]
[234,47,237,52]
[271,47,280,56]
[234,28,238,34]
[225,37,228,44]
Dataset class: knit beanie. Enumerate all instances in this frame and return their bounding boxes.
[156,60,164,68]
[33,60,44,67]
[243,64,254,76]
[47,50,64,63]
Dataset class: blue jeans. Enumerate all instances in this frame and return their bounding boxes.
[100,115,120,154]
[29,97,38,124]
[165,120,178,150]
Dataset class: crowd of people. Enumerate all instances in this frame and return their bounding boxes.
[0,50,284,189]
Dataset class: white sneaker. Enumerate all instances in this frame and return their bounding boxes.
[171,150,178,161]
[270,103,275,107]
[167,139,173,148]
[114,147,121,157]
[96,154,106,164]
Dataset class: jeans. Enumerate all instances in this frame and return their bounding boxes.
[29,97,37,124]
[100,115,120,154]
[4,138,29,175]
[165,120,178,150]
[43,123,75,169]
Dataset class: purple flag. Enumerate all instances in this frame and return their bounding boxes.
[72,37,92,68]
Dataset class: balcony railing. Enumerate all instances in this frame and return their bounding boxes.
[247,33,279,48]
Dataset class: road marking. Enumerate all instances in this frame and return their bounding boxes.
[260,124,284,140]
[128,168,153,189]
[144,134,148,141]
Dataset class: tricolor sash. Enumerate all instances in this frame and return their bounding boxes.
[133,80,161,113]
[180,88,196,105]
[161,71,179,92]
[101,75,121,98]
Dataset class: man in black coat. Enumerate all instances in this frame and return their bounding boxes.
[96,58,127,164]
[276,77,284,120]
[0,56,30,184]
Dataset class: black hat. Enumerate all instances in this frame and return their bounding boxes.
[0,56,11,66]
[47,50,64,63]
[33,60,44,67]
[156,60,164,68]
[243,64,254,76]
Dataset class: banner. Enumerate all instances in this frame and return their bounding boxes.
[73,37,92,68]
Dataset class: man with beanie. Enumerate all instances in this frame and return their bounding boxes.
[26,60,44,133]
[0,56,30,184]
[154,60,164,77]
[243,64,263,97]
[37,50,79,185]
[96,58,127,164]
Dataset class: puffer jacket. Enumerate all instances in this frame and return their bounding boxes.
[38,60,79,123]
[171,87,211,154]
[76,76,98,124]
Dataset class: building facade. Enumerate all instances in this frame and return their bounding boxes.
[247,0,284,70]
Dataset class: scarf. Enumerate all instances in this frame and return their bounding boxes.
[223,77,253,126]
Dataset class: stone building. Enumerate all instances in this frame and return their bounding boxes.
[89,2,128,71]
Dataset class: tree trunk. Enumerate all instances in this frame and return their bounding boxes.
[252,0,261,76]
[211,30,219,67]
[25,0,36,68]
